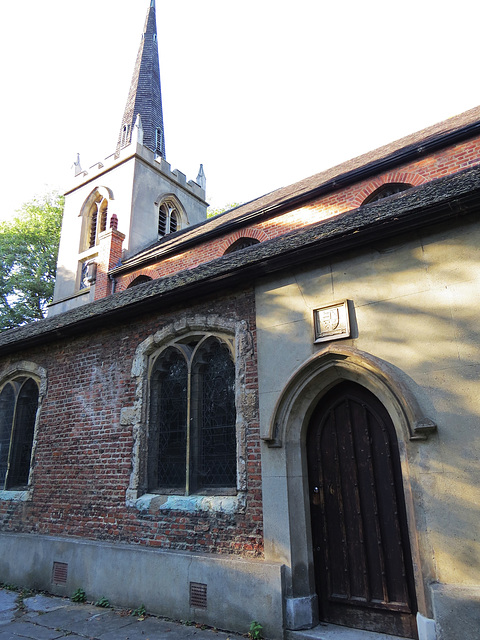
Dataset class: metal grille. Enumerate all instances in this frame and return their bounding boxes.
[52,562,68,585]
[190,582,207,609]
[199,340,236,488]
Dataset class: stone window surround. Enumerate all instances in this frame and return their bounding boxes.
[155,193,187,238]
[125,315,255,514]
[0,361,47,502]
[78,186,114,253]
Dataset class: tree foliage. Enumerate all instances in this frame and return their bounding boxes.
[207,202,242,218]
[0,193,64,331]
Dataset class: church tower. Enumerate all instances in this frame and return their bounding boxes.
[50,0,208,316]
[117,0,166,158]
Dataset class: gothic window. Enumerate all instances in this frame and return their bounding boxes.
[224,237,260,255]
[362,183,412,205]
[158,201,180,237]
[148,336,236,494]
[0,377,39,491]
[81,191,109,252]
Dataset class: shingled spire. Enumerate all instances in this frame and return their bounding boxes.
[117,0,166,157]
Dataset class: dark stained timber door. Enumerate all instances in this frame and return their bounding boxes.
[307,382,418,638]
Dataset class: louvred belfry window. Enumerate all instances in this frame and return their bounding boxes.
[158,201,180,237]
[0,377,38,490]
[148,336,236,494]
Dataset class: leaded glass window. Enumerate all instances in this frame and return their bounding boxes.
[148,336,236,494]
[0,376,38,490]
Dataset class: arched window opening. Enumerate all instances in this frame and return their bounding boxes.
[158,201,181,238]
[127,275,153,289]
[148,336,236,494]
[121,124,130,147]
[155,127,163,155]
[224,237,260,255]
[0,377,38,491]
[362,183,412,205]
[82,191,110,251]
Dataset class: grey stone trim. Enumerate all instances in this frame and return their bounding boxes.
[265,345,437,446]
[285,595,319,631]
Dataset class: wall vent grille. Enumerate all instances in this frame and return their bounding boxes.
[190,582,207,608]
[52,562,68,585]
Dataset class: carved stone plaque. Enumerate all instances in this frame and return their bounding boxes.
[313,300,351,343]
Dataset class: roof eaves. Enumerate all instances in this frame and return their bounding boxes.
[1,166,480,356]
[112,116,480,276]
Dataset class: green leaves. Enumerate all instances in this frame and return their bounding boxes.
[0,192,63,331]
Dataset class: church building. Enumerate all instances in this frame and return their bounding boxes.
[0,2,479,639]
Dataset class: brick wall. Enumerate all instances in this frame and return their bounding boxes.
[114,136,480,292]
[0,288,263,557]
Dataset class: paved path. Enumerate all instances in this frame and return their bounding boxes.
[0,588,243,640]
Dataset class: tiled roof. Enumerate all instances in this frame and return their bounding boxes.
[1,165,480,355]
[114,105,480,273]
[116,0,165,157]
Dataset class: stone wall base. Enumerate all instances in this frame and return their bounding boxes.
[0,532,284,638]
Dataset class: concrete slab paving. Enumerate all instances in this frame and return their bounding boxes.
[22,596,68,613]
[288,623,407,640]
[0,588,244,640]
[0,620,66,639]
[0,590,18,627]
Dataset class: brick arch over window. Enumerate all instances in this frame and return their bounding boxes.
[351,172,427,208]
[127,275,153,289]
[79,187,114,252]
[123,269,157,290]
[222,228,268,255]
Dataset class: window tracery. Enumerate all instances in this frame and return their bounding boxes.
[148,335,236,495]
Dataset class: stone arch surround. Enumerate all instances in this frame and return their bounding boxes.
[262,345,437,630]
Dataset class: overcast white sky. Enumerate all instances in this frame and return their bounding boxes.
[0,0,478,221]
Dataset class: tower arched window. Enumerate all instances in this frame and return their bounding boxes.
[148,335,236,494]
[80,190,110,252]
[0,377,39,491]
[158,201,180,237]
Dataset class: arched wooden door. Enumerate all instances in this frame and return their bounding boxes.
[307,381,418,638]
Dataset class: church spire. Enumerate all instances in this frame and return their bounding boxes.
[117,0,166,157]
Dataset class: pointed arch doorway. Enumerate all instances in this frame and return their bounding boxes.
[307,381,418,638]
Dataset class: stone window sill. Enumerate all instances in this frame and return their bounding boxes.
[0,489,30,502]
[131,492,245,514]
